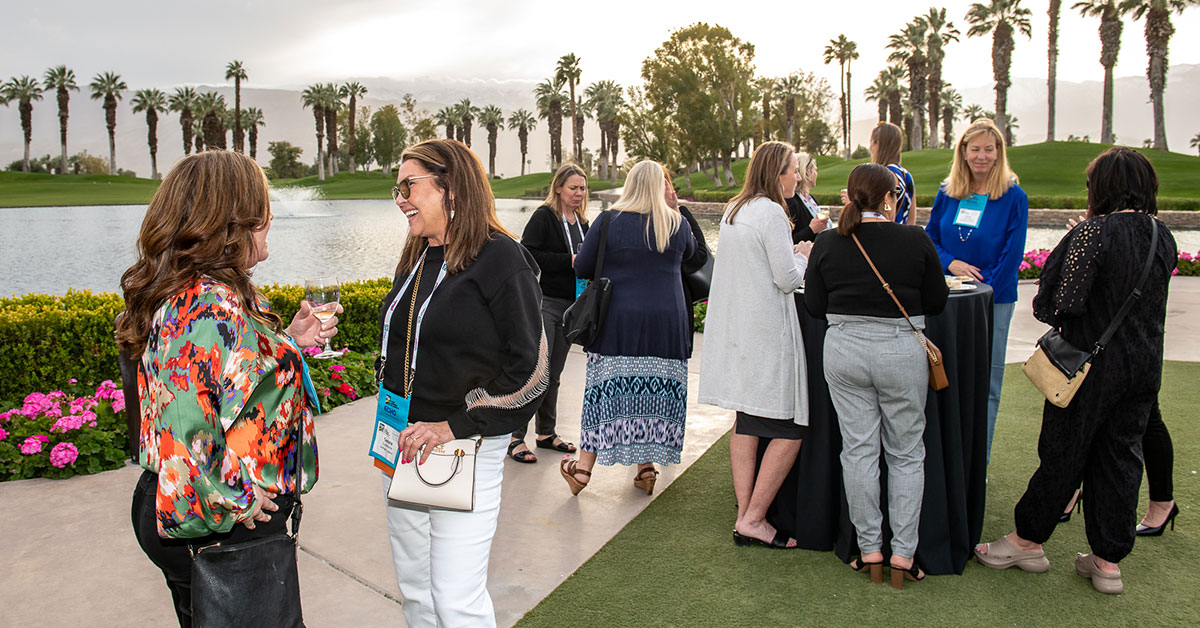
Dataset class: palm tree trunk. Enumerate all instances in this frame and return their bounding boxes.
[233,78,242,153]
[943,107,955,148]
[1145,8,1173,151]
[487,126,498,178]
[105,97,118,175]
[147,109,159,180]
[250,128,258,160]
[1101,65,1115,144]
[181,111,193,156]
[1047,0,1061,142]
[57,89,69,174]
[877,100,887,122]
[844,68,852,158]
[609,122,619,182]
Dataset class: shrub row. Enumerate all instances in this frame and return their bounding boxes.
[682,191,1200,211]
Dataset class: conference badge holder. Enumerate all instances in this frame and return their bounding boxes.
[953,194,988,228]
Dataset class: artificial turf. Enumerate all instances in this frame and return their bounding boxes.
[516,361,1199,627]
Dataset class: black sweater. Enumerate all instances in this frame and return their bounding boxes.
[377,236,548,438]
[521,205,590,299]
[804,222,949,319]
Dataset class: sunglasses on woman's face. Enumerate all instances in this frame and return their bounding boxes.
[391,174,437,201]
[893,185,904,199]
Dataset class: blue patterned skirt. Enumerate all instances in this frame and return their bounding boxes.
[580,353,688,466]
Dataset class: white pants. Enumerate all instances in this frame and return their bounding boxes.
[380,434,508,628]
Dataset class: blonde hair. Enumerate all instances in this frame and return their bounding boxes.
[609,160,681,253]
[726,140,796,226]
[543,162,589,222]
[795,152,816,195]
[945,119,1018,200]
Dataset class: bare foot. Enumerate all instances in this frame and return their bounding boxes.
[975,532,1042,555]
[735,518,797,548]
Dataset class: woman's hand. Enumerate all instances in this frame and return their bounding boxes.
[398,420,456,465]
[948,259,984,282]
[240,484,279,530]
[809,215,829,233]
[1066,214,1085,229]
[793,242,814,258]
[286,300,343,348]
[839,188,850,205]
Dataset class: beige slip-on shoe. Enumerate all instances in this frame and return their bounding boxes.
[974,536,1051,573]
[1075,553,1123,594]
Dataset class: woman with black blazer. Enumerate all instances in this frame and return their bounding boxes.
[513,163,589,462]
[785,151,830,243]
[663,165,710,356]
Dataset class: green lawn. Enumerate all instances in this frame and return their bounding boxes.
[517,361,1200,627]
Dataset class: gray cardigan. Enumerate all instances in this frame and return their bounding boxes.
[698,196,809,423]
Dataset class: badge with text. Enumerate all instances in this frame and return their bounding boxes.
[575,278,588,298]
[953,194,988,228]
[371,386,410,471]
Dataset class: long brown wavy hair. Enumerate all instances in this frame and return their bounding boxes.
[724,140,796,226]
[395,139,514,276]
[116,150,280,357]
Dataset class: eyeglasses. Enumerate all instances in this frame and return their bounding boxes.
[893,184,904,199]
[391,175,437,201]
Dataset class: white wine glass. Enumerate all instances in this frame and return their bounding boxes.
[304,276,341,359]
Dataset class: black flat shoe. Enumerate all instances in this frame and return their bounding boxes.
[732,529,798,550]
[535,433,576,453]
[507,440,537,463]
[1136,503,1180,536]
[850,556,884,583]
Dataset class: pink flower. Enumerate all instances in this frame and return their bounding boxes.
[52,415,85,433]
[330,364,346,373]
[0,427,7,440]
[1019,261,1031,271]
[303,346,322,357]
[20,436,48,455]
[68,378,78,384]
[331,373,342,381]
[110,395,126,414]
[337,382,357,399]
[0,409,14,422]
[49,442,79,468]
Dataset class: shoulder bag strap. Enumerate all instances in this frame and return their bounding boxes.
[289,417,304,537]
[595,211,611,277]
[1091,214,1159,356]
[851,233,941,366]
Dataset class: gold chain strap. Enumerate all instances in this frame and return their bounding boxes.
[403,256,426,397]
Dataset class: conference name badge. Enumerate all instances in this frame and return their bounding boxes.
[953,194,988,228]
[371,385,410,472]
[575,278,588,298]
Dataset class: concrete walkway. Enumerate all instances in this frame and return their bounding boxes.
[2,277,1198,627]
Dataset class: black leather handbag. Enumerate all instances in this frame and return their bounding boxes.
[190,429,305,628]
[684,254,714,303]
[563,211,613,346]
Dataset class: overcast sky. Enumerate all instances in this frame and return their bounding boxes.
[4,0,1199,97]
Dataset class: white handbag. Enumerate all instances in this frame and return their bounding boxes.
[386,437,482,511]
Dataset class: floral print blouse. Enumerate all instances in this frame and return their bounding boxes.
[137,278,318,538]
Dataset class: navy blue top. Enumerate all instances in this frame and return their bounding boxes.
[575,211,696,359]
[925,184,1028,303]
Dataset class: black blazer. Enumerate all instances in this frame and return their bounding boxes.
[786,193,818,243]
[520,205,589,300]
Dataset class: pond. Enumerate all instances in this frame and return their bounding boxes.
[2,197,1196,297]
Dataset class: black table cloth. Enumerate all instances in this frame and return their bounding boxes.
[763,285,993,575]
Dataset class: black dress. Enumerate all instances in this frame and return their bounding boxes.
[678,205,711,357]
[1013,213,1176,562]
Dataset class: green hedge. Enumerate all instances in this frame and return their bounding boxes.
[0,278,394,405]
[681,191,1200,211]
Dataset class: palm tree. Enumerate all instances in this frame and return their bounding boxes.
[865,71,891,122]
[192,117,206,153]
[964,103,990,121]
[1120,0,1200,151]
[195,91,227,150]
[89,71,126,175]
[301,84,326,180]
[535,77,568,168]
[1075,1,1124,144]
[889,19,930,150]
[754,77,776,143]
[778,74,805,146]
[556,53,583,161]
[881,65,907,125]
[42,66,78,174]
[478,105,504,177]
[3,76,44,172]
[342,82,368,171]
[922,9,960,149]
[1190,131,1200,155]
[323,83,342,174]
[169,87,199,156]
[434,106,457,140]
[131,88,167,179]
[224,60,248,152]
[823,34,859,158]
[244,107,265,160]
[507,109,537,176]
[966,0,1034,145]
[941,86,964,147]
[456,98,479,148]
[1047,0,1063,141]
[585,80,625,181]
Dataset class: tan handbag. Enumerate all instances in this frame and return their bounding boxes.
[851,234,950,391]
[386,437,482,511]
[1021,341,1092,408]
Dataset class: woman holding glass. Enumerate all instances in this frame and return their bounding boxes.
[925,118,1028,464]
[785,152,830,243]
[379,139,548,627]
[805,164,948,587]
[559,160,695,496]
[512,163,589,463]
[699,140,810,549]
[120,150,338,627]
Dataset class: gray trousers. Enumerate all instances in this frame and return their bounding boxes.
[824,314,928,558]
[514,296,572,440]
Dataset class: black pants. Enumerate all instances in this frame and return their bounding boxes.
[132,470,295,628]
[1013,377,1155,563]
[515,296,572,440]
[1143,401,1174,502]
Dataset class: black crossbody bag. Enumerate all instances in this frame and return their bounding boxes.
[563,211,613,346]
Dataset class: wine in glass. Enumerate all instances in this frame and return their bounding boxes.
[304,277,341,359]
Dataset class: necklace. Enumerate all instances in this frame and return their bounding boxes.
[403,256,426,397]
[958,226,974,242]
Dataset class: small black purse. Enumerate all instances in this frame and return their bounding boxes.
[563,211,613,346]
[190,430,305,628]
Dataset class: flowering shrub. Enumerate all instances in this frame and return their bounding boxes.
[306,349,380,410]
[1018,249,1200,280]
[0,380,129,481]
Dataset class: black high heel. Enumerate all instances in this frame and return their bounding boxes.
[850,556,884,583]
[1059,491,1083,523]
[1136,503,1179,537]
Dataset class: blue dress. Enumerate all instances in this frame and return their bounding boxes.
[574,211,696,465]
[925,184,1028,304]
